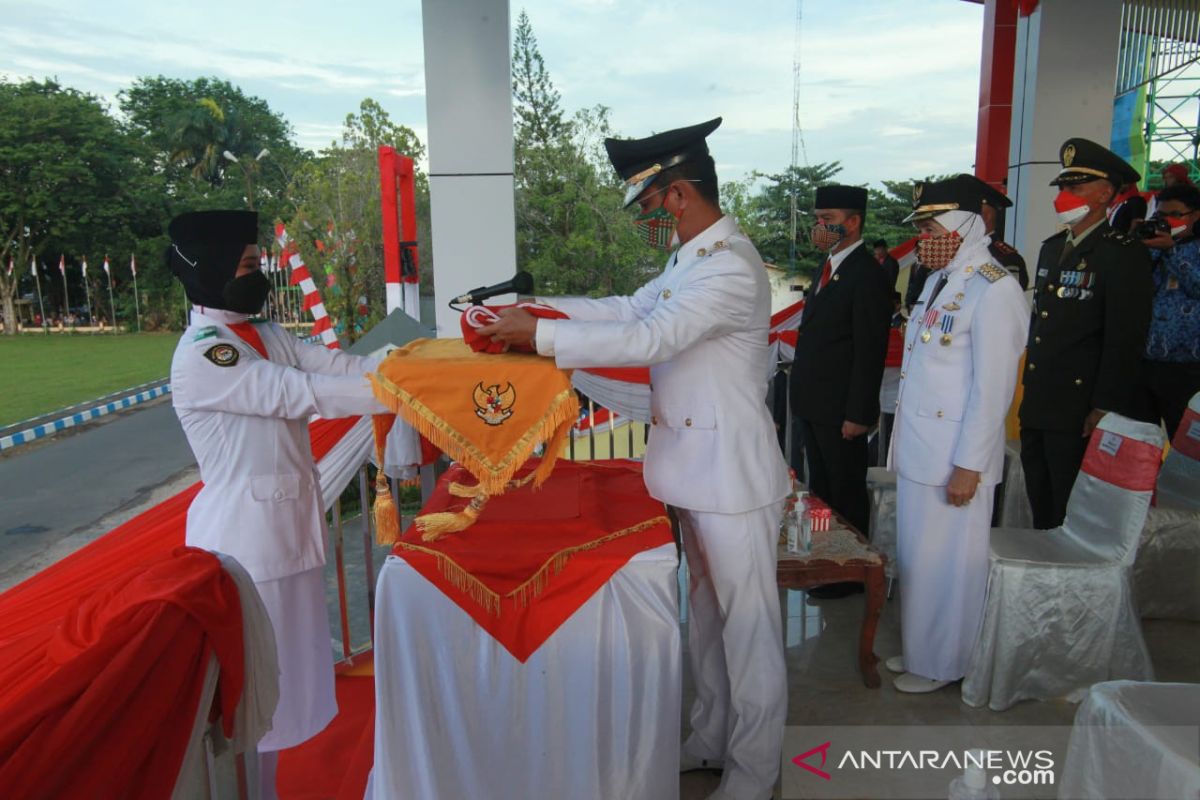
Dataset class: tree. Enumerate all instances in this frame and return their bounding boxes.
[119,76,306,222]
[512,10,569,148]
[286,99,430,341]
[0,79,156,334]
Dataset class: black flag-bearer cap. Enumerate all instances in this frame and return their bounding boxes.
[605,117,722,208]
[1049,138,1140,187]
[959,174,1013,209]
[166,210,259,309]
[904,174,988,223]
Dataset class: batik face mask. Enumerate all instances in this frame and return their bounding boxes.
[915,230,963,270]
[810,222,847,252]
[633,205,678,251]
[1053,190,1091,226]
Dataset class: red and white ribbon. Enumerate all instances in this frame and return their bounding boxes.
[276,224,339,349]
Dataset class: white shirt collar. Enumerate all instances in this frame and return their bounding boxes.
[828,238,865,274]
[191,306,252,326]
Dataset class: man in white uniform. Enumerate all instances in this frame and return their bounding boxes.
[167,211,388,796]
[479,118,790,800]
[887,177,1027,693]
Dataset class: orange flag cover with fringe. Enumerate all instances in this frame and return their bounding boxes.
[369,338,579,538]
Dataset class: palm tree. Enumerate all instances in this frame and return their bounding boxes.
[168,98,264,208]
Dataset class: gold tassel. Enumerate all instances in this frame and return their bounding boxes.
[371,414,402,544]
[416,494,487,541]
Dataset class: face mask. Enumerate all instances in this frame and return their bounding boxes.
[221,270,272,313]
[1163,215,1190,238]
[810,222,847,252]
[1053,190,1091,226]
[633,206,678,251]
[915,231,963,270]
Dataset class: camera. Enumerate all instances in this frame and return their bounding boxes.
[1135,217,1171,239]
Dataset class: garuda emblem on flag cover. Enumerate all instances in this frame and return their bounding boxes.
[473,382,516,426]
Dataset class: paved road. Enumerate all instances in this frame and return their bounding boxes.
[0,399,197,588]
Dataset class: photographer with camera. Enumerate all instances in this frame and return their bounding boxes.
[1135,184,1200,439]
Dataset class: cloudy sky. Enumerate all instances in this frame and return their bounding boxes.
[0,0,985,189]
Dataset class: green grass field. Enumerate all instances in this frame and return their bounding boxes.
[0,333,179,427]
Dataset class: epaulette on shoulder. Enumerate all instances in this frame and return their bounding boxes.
[192,326,218,343]
[977,263,1009,283]
[1043,229,1068,243]
[1103,228,1136,246]
[991,240,1016,255]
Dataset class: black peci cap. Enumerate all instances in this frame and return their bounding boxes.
[1049,138,1140,187]
[605,118,721,208]
[814,185,868,211]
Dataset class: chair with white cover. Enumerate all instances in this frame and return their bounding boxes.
[866,466,898,582]
[1058,680,1200,800]
[961,413,1165,711]
[1133,391,1200,621]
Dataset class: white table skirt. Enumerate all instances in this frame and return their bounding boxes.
[369,543,682,800]
[1059,680,1200,800]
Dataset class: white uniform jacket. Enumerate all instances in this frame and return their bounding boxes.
[890,247,1028,488]
[536,215,789,514]
[171,308,385,582]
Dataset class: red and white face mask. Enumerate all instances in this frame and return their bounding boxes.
[915,230,963,270]
[1163,216,1190,238]
[1053,190,1091,226]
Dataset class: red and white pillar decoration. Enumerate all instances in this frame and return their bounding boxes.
[378,146,421,321]
[275,224,340,349]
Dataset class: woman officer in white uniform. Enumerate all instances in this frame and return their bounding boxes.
[167,211,389,795]
[887,177,1028,693]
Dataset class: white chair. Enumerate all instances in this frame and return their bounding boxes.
[1134,391,1200,621]
[866,466,898,584]
[962,414,1166,711]
[1058,680,1200,799]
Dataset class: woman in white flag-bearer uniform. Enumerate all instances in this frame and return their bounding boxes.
[887,176,1028,693]
[166,211,390,797]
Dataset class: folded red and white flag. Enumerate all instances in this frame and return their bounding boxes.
[461,302,568,354]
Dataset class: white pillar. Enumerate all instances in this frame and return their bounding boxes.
[421,0,516,337]
[1007,0,1124,265]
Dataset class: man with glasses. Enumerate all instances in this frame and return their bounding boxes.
[1136,183,1200,439]
[480,117,788,800]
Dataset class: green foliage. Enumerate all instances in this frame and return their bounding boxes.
[512,15,659,297]
[286,99,431,341]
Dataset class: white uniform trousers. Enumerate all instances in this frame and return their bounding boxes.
[679,502,786,800]
[254,566,337,752]
[896,477,993,682]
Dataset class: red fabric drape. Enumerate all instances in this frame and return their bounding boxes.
[0,548,245,800]
[394,459,673,662]
[1081,430,1164,492]
[0,416,359,643]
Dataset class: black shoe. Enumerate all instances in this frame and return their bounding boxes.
[806,582,864,600]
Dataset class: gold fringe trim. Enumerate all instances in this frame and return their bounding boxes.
[369,373,579,497]
[395,515,670,616]
[416,494,487,541]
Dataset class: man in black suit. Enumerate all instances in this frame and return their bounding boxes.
[872,239,900,288]
[790,186,892,597]
[1020,138,1154,529]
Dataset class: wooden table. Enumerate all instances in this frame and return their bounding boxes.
[776,521,888,688]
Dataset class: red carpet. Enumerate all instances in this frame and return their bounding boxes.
[277,659,376,800]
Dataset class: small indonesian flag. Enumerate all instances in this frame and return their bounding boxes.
[130,254,137,277]
[6,257,12,277]
[30,258,36,277]
[102,256,111,277]
[58,255,65,276]
[81,258,88,277]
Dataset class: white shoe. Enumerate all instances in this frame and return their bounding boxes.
[892,672,953,694]
[681,753,725,773]
[885,655,905,674]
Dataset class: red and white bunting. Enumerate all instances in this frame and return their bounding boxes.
[276,223,339,349]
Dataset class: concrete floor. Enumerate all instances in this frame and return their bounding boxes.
[679,586,1200,800]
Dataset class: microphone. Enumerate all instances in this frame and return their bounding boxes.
[453,271,534,305]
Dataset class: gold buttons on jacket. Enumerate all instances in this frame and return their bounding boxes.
[900,371,906,379]
[685,418,693,427]
[1074,378,1083,386]
[661,289,672,300]
[1034,336,1041,344]
[1028,363,1036,371]
[936,410,944,418]
[1047,284,1056,291]
[1040,310,1049,319]
[697,247,707,257]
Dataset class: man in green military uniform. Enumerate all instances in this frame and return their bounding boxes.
[1019,138,1154,529]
